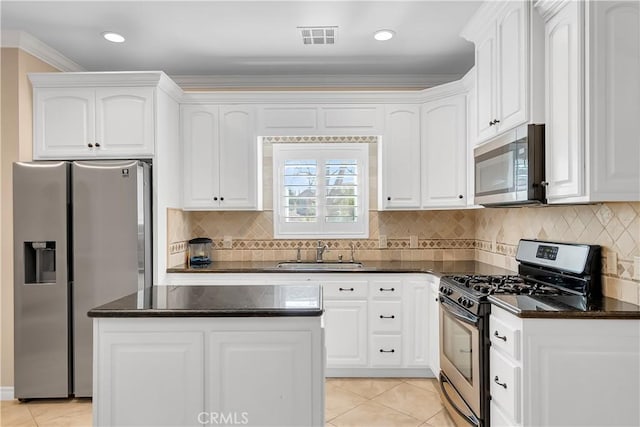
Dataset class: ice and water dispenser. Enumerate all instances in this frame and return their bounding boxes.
[23,241,56,284]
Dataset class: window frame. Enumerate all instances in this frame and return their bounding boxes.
[273,143,369,239]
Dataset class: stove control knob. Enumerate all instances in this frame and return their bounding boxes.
[439,286,445,293]
[447,288,454,296]
[457,297,463,303]
[466,300,474,308]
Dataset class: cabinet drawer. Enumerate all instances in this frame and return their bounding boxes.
[490,314,521,360]
[323,281,368,299]
[370,280,402,299]
[370,301,402,332]
[370,335,402,366]
[490,401,520,427]
[490,348,521,423]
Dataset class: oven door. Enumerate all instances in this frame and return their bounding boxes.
[439,296,481,424]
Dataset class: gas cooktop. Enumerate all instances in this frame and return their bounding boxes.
[443,274,568,296]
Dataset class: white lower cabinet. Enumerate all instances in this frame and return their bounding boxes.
[403,279,430,368]
[94,328,204,427]
[165,272,439,378]
[370,335,402,366]
[321,273,435,377]
[94,317,324,427]
[324,300,368,367]
[427,278,440,374]
[207,330,316,426]
[490,305,640,427]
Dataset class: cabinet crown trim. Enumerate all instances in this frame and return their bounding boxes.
[533,0,571,21]
[460,0,516,42]
[28,71,183,96]
[181,79,466,105]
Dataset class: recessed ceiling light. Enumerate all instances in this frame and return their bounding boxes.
[102,32,125,43]
[374,29,395,41]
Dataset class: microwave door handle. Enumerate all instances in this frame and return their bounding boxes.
[439,373,481,427]
[440,297,479,326]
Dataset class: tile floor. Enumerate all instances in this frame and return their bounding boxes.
[325,378,454,427]
[0,378,453,427]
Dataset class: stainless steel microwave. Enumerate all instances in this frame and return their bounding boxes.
[474,124,545,206]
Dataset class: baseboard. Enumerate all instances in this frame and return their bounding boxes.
[325,367,437,378]
[1,386,15,400]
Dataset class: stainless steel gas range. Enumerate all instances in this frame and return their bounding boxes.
[437,239,601,427]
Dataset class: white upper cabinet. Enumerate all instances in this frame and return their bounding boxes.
[94,88,155,157]
[34,87,154,159]
[182,105,219,209]
[537,0,640,203]
[258,104,383,136]
[182,104,261,210]
[421,94,467,208]
[34,88,96,158]
[379,84,470,211]
[30,73,172,159]
[462,0,544,145]
[379,105,422,209]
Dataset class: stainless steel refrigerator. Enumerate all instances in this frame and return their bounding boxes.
[13,160,152,399]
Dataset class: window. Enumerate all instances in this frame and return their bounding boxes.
[273,143,369,238]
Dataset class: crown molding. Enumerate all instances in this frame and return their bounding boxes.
[1,30,85,72]
[171,73,464,90]
[180,78,467,105]
[533,0,570,21]
[460,1,510,42]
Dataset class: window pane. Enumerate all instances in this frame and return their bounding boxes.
[325,205,357,222]
[285,187,316,197]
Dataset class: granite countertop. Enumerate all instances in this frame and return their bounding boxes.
[88,285,323,318]
[489,294,640,319]
[167,260,516,276]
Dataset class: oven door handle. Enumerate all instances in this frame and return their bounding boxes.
[439,372,481,427]
[440,296,479,326]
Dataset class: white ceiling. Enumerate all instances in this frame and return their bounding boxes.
[1,0,481,87]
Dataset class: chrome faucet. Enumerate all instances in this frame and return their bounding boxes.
[349,242,356,263]
[316,240,329,262]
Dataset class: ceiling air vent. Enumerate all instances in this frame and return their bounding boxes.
[298,26,337,45]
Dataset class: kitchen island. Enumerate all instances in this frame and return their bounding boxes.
[88,285,324,427]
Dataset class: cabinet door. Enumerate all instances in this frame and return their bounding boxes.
[207,330,314,426]
[497,0,528,132]
[475,25,498,142]
[421,95,467,207]
[319,105,383,134]
[219,106,259,209]
[182,105,219,209]
[33,88,95,159]
[258,105,318,135]
[95,87,155,157]
[589,1,640,201]
[380,105,421,209]
[544,1,585,201]
[324,300,368,367]
[95,330,204,427]
[403,279,430,367]
[427,281,440,374]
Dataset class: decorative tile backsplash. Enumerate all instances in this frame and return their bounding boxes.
[167,202,640,304]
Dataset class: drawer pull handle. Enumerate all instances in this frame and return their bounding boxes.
[339,287,354,292]
[379,349,395,353]
[379,287,395,292]
[494,331,507,342]
[494,376,507,389]
[379,315,395,319]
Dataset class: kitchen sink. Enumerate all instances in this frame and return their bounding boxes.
[276,261,364,271]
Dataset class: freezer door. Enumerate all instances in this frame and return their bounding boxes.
[13,161,70,398]
[72,160,151,397]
